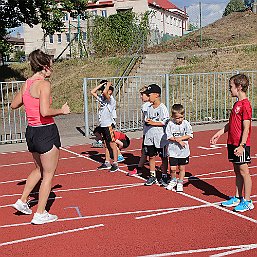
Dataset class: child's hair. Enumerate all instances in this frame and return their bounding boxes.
[229,74,249,92]
[99,80,114,92]
[139,86,147,94]
[28,49,52,73]
[171,104,185,116]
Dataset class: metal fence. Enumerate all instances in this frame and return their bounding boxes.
[83,71,257,136]
[1,71,257,144]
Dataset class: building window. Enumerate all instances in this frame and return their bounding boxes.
[49,35,54,44]
[57,34,62,43]
[101,10,107,17]
[83,32,87,41]
[91,10,97,17]
[66,33,70,43]
[63,13,69,21]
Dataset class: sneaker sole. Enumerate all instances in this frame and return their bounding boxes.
[144,182,157,186]
[234,205,254,212]
[221,202,240,207]
[31,217,58,225]
[12,204,32,215]
[97,167,111,170]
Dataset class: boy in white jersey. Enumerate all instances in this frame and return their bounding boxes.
[143,84,169,186]
[127,86,150,176]
[91,80,119,172]
[166,104,193,192]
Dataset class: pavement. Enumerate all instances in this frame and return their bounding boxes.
[0,113,256,153]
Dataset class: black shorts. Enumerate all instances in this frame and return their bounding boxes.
[227,144,251,164]
[120,136,130,149]
[25,123,61,154]
[169,156,189,166]
[100,126,115,143]
[144,145,167,158]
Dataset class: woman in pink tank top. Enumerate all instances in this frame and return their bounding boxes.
[11,49,70,225]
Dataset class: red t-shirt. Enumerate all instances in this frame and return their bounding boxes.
[227,98,252,146]
[114,131,126,140]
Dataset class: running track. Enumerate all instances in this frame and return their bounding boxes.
[0,128,257,257]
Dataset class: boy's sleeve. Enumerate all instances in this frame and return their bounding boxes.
[242,101,252,120]
[185,121,193,138]
[165,122,173,139]
[160,105,170,125]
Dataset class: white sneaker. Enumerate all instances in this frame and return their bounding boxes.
[176,183,184,192]
[12,199,32,215]
[166,179,177,191]
[31,211,58,225]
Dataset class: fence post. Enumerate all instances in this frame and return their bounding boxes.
[83,78,90,137]
[165,74,170,112]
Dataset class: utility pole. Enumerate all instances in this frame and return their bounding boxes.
[199,1,202,48]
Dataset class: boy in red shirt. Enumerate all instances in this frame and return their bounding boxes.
[211,74,254,212]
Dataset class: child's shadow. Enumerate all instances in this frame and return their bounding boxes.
[81,150,105,163]
[185,176,228,200]
[122,153,140,168]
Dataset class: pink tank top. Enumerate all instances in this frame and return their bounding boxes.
[22,78,55,126]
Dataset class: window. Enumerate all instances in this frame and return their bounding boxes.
[66,33,70,43]
[91,10,97,17]
[49,35,54,44]
[57,34,62,43]
[63,13,69,21]
[101,10,107,17]
[83,32,87,41]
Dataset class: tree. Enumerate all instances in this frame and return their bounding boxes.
[223,0,246,16]
[0,0,88,64]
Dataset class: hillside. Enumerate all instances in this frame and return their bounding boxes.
[147,11,257,53]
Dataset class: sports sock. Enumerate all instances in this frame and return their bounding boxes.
[177,179,183,183]
[150,171,156,177]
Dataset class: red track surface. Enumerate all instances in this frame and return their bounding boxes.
[1,129,257,257]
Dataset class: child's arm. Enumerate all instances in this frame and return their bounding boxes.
[91,82,106,99]
[234,119,251,156]
[102,81,112,101]
[210,123,229,144]
[145,119,165,127]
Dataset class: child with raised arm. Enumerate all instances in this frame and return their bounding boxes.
[91,80,119,172]
[211,74,254,212]
[166,104,193,192]
[143,84,169,186]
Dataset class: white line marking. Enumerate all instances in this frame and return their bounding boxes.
[0,224,104,246]
[89,183,144,193]
[197,144,226,150]
[189,173,257,181]
[60,147,100,163]
[0,182,144,198]
[137,243,257,257]
[0,196,62,208]
[210,245,257,257]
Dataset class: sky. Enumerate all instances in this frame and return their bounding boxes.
[171,0,230,27]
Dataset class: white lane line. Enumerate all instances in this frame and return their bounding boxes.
[210,245,257,257]
[0,150,27,155]
[60,147,100,164]
[0,197,62,208]
[0,182,145,198]
[0,224,104,246]
[137,243,257,257]
[0,156,81,168]
[89,183,144,193]
[188,173,257,181]
[194,165,257,178]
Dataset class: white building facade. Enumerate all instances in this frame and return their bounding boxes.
[23,0,188,58]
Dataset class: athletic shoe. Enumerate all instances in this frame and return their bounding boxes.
[109,164,119,172]
[12,199,32,215]
[92,141,103,148]
[176,182,183,192]
[31,211,58,225]
[159,177,169,187]
[233,199,254,212]
[144,176,157,186]
[127,168,142,176]
[166,179,177,191]
[97,162,111,170]
[117,155,125,163]
[221,196,240,207]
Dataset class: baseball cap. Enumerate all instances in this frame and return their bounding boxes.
[144,84,161,94]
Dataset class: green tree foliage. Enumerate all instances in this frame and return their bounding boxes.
[0,0,88,63]
[92,11,150,56]
[223,0,246,16]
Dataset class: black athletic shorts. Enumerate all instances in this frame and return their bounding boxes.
[169,156,189,166]
[227,144,251,164]
[120,136,130,149]
[144,145,167,158]
[99,125,115,143]
[25,123,61,154]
